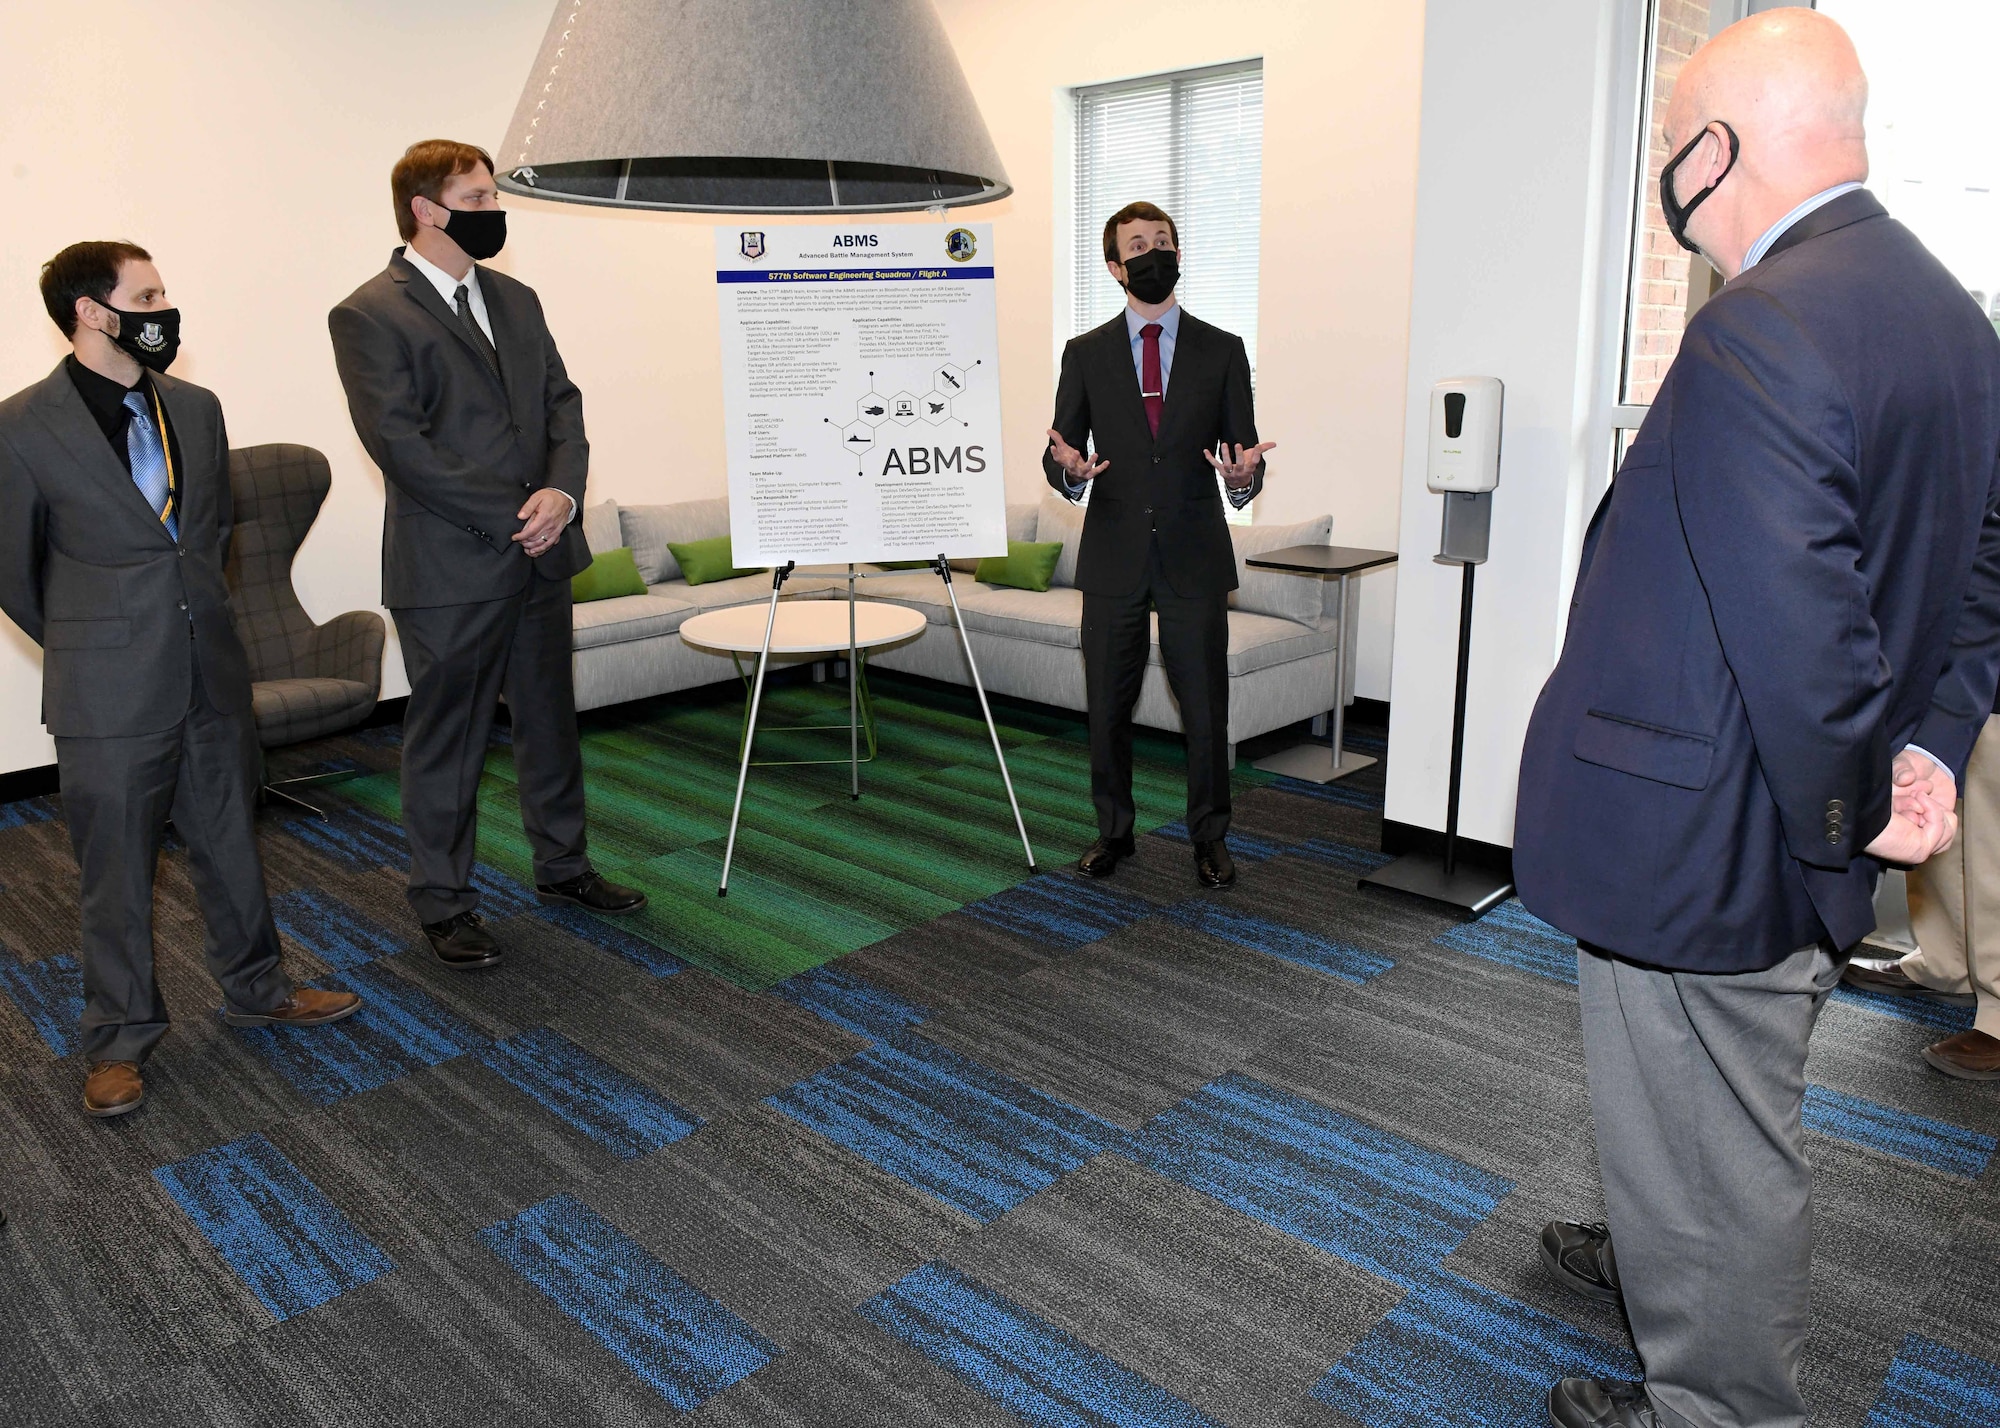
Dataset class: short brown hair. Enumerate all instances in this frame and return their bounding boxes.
[1101,202,1178,265]
[40,240,152,338]
[391,140,495,242]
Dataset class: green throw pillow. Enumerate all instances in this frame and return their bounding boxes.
[570,546,647,602]
[974,540,1063,593]
[667,535,758,586]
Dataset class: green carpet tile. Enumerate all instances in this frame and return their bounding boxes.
[332,672,1271,988]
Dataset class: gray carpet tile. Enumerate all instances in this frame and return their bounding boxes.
[942,1151,1405,1428]
[683,1321,1022,1427]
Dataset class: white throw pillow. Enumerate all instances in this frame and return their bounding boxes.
[1036,491,1088,588]
[580,498,621,557]
[1229,515,1335,625]
[619,498,732,583]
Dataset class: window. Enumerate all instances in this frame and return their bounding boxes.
[1069,60,1264,518]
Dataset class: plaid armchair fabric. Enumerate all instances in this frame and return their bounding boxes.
[223,444,385,748]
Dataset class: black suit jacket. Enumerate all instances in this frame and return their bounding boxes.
[1514,191,2000,971]
[0,364,252,738]
[328,249,590,609]
[1042,310,1263,597]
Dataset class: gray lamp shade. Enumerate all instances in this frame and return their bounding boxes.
[495,0,1011,213]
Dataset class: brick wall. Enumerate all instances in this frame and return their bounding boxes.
[1626,0,1711,404]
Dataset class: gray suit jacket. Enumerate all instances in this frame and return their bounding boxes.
[0,364,252,738]
[327,248,591,609]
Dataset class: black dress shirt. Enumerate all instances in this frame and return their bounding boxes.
[64,354,183,477]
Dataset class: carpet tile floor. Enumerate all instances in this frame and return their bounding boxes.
[0,673,1997,1425]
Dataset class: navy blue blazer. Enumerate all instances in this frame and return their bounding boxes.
[1515,191,2000,972]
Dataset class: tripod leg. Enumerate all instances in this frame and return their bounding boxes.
[720,570,789,896]
[937,557,1036,871]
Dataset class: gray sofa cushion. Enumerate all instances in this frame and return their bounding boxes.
[572,590,698,650]
[581,498,622,556]
[952,584,1084,648]
[1139,608,1338,677]
[1230,515,1335,624]
[618,498,732,583]
[1035,491,1087,588]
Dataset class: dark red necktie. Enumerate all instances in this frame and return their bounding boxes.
[1140,322,1164,437]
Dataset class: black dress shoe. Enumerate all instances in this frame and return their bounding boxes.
[1541,1220,1623,1305]
[536,869,648,915]
[1077,835,1136,878]
[422,910,502,970]
[1193,839,1235,888]
[1842,955,1976,1006]
[1547,1378,1659,1427]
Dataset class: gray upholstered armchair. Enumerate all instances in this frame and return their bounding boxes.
[224,444,384,816]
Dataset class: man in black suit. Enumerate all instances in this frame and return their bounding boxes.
[1044,202,1273,889]
[0,243,360,1118]
[1514,15,2000,1427]
[329,141,643,970]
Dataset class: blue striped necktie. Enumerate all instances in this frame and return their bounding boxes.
[122,389,178,540]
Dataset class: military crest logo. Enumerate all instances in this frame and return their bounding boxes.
[739,230,767,261]
[945,228,978,262]
[137,321,167,352]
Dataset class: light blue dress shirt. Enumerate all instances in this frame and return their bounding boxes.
[1063,302,1254,508]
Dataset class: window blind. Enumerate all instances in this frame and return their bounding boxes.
[1071,61,1264,363]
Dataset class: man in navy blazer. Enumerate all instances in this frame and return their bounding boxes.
[1515,13,2000,1428]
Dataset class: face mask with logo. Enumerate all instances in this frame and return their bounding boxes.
[105,305,182,373]
[1120,246,1180,304]
[441,206,508,261]
[1659,120,1740,255]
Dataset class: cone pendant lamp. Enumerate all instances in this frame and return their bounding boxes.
[495,0,1011,213]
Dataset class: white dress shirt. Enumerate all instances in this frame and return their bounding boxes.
[400,241,576,528]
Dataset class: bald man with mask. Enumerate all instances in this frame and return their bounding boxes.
[1515,11,2000,1427]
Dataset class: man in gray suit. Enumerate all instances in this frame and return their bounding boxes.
[0,242,361,1118]
[329,141,644,970]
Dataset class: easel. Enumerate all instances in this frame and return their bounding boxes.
[717,556,1037,895]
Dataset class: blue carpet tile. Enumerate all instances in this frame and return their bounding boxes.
[153,1132,394,1321]
[0,795,59,832]
[1313,1270,1638,1428]
[480,1193,777,1411]
[1123,1073,1513,1290]
[231,964,489,1106]
[1867,1335,2000,1427]
[861,1260,1225,1428]
[478,1027,701,1160]
[277,804,410,874]
[0,951,83,1057]
[1158,899,1394,984]
[534,901,686,977]
[1832,984,1977,1035]
[1802,1084,1995,1179]
[960,873,1155,949]
[1287,835,1395,874]
[1435,899,1580,984]
[269,887,406,971]
[767,1030,1118,1223]
[1152,822,1287,863]
[771,965,931,1042]
[1270,774,1383,810]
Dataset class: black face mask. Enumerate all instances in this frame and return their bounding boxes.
[1659,121,1740,254]
[106,305,181,373]
[442,206,507,261]
[1120,246,1180,304]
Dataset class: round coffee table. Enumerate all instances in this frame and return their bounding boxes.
[680,599,926,765]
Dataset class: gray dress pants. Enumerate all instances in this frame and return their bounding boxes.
[1579,941,1844,1428]
[54,640,293,1064]
[390,572,588,925]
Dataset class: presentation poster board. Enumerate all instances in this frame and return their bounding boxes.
[714,222,1007,567]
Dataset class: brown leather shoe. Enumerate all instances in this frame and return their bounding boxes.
[1922,1029,2000,1081]
[83,1061,144,1118]
[1842,956,1977,1006]
[221,988,363,1028]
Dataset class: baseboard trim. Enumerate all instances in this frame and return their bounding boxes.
[1379,818,1515,882]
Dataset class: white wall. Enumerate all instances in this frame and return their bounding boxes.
[1382,0,1645,847]
[0,0,1425,776]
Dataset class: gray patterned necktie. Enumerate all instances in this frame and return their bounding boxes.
[454,283,501,380]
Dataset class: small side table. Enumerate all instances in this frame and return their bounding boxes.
[1244,545,1397,782]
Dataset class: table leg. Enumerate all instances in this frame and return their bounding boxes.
[1251,568,1378,783]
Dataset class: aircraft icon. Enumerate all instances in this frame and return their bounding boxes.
[927,400,945,414]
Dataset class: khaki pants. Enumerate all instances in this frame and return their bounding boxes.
[1905,716,2000,1039]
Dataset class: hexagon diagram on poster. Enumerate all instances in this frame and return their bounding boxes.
[714,223,1006,566]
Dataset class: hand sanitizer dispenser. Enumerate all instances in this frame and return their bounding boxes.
[1427,377,1502,564]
